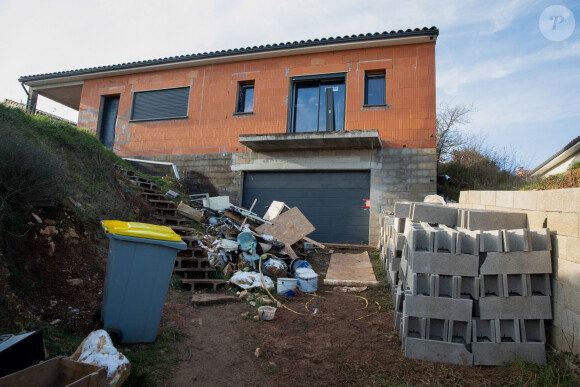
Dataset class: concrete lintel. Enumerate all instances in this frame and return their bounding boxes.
[238,130,382,151]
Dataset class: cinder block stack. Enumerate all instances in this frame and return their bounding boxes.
[379,203,552,366]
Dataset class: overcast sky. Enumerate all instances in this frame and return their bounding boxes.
[1,0,578,169]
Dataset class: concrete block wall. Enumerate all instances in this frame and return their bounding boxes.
[455,189,580,355]
[379,202,554,365]
[131,153,242,204]
[132,147,435,245]
[234,147,436,246]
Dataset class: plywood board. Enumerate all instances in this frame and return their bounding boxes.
[256,207,315,245]
[324,252,379,287]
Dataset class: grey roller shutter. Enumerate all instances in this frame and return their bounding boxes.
[131,87,189,121]
[243,171,370,244]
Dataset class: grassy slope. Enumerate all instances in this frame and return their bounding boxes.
[522,163,580,190]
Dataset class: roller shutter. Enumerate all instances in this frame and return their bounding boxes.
[243,171,370,244]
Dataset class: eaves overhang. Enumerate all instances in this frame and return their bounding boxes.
[531,136,580,176]
[19,27,438,88]
[239,130,383,151]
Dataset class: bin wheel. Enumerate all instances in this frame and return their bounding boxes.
[105,328,123,346]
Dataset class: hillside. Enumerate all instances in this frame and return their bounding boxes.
[521,163,580,190]
[0,104,156,334]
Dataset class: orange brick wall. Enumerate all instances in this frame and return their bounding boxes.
[78,42,436,156]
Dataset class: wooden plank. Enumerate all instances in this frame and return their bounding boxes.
[177,201,204,223]
[255,207,315,245]
[324,243,374,251]
[302,236,326,249]
[323,252,379,287]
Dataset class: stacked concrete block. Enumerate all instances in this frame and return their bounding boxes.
[473,227,552,365]
[383,202,552,366]
[398,221,477,365]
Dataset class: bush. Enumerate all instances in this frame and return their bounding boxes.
[0,134,65,234]
[439,147,527,201]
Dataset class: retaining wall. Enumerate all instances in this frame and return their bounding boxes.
[455,188,580,354]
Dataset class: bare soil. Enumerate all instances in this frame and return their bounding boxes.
[161,250,517,386]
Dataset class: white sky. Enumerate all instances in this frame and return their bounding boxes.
[1,0,578,169]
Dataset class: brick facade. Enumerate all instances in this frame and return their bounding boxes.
[78,43,436,155]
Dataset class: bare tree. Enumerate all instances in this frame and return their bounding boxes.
[436,102,474,166]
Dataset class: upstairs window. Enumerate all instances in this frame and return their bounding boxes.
[130,86,190,121]
[364,71,386,106]
[236,81,255,114]
[289,74,346,133]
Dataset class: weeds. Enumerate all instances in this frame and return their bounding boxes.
[500,350,580,386]
[122,328,183,387]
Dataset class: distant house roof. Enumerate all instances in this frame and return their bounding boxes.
[532,136,580,176]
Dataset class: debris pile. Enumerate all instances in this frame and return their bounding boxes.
[171,197,324,293]
[379,201,552,366]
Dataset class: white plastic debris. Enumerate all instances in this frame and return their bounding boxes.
[230,271,274,290]
[263,258,287,271]
[70,329,130,386]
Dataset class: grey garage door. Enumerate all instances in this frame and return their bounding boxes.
[242,171,370,244]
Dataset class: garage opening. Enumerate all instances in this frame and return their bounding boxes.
[242,171,370,244]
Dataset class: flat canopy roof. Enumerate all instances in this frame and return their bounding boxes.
[19,27,438,111]
[239,130,383,151]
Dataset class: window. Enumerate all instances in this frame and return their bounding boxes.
[289,74,346,133]
[235,81,254,114]
[364,71,386,106]
[130,86,190,121]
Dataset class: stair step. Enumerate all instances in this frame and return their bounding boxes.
[175,267,215,272]
[149,199,177,206]
[170,225,197,235]
[154,215,190,226]
[181,279,228,291]
[156,208,178,216]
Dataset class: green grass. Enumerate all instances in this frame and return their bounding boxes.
[121,328,184,386]
[499,350,580,386]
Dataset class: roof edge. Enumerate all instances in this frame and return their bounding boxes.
[19,27,438,84]
[531,136,580,175]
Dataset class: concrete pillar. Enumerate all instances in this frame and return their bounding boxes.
[26,88,38,114]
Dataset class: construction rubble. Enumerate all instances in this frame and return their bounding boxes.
[379,201,552,366]
[170,198,320,293]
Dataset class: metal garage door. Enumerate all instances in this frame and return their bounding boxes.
[242,171,370,244]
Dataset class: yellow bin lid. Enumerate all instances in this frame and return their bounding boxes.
[101,221,182,242]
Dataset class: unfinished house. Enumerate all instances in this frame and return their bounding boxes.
[19,27,439,245]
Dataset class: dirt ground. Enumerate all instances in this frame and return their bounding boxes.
[160,250,518,387]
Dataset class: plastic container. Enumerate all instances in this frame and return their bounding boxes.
[296,268,319,293]
[237,231,257,252]
[277,278,298,295]
[258,306,277,321]
[289,258,311,273]
[100,221,186,343]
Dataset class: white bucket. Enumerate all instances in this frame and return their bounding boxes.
[296,269,318,293]
[277,278,298,295]
[258,306,277,321]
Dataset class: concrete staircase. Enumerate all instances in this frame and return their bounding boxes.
[118,168,227,291]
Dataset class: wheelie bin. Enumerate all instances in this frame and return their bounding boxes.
[100,221,186,343]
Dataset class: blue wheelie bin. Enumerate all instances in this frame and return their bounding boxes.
[100,221,186,343]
